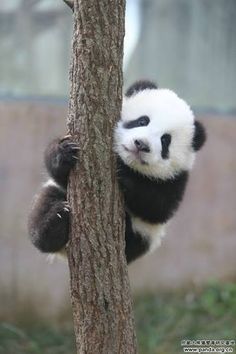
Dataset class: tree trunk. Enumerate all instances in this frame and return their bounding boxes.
[65,0,138,353]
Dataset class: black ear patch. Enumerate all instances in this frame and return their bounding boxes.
[125,80,158,97]
[192,120,206,151]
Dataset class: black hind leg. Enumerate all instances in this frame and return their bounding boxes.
[125,213,150,264]
[28,182,70,253]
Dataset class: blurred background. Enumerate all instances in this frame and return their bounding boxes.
[0,0,236,353]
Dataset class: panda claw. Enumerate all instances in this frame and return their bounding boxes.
[72,155,79,160]
[57,213,62,219]
[63,201,70,209]
[63,207,70,212]
[60,134,72,142]
[67,142,78,146]
[67,143,79,149]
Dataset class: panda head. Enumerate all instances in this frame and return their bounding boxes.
[114,80,206,179]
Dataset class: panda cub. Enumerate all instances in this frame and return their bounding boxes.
[28,80,206,263]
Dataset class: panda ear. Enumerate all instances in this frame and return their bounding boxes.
[125,80,158,97]
[192,120,207,151]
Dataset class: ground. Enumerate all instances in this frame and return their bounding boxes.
[0,282,236,354]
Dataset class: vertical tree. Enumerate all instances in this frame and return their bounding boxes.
[64,0,138,353]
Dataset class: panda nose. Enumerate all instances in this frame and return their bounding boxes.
[134,139,150,153]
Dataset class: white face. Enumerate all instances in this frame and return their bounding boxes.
[114,88,196,179]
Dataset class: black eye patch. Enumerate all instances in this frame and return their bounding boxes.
[161,133,171,159]
[124,115,150,129]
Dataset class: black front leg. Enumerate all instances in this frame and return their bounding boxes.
[125,213,150,264]
[28,183,70,253]
[44,135,79,188]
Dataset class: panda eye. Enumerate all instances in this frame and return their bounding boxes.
[161,133,171,146]
[161,133,171,159]
[137,116,150,127]
[124,115,150,129]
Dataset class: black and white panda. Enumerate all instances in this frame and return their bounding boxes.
[28,80,206,263]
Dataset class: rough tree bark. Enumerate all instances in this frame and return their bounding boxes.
[65,0,138,353]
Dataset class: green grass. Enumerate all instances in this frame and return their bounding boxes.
[1,282,236,354]
[0,322,75,354]
[134,282,236,353]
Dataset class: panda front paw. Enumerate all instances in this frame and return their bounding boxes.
[55,135,79,166]
[44,135,79,187]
